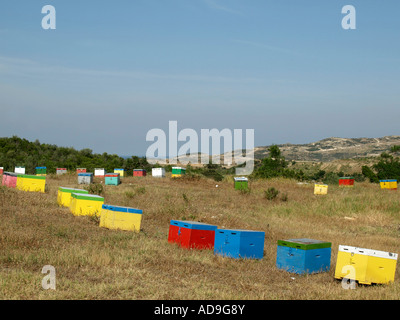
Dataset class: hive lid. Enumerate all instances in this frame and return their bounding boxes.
[71,193,104,201]
[36,167,47,169]
[338,245,398,260]
[59,187,89,194]
[339,177,354,179]
[102,204,142,214]
[216,228,265,237]
[278,238,331,250]
[105,173,120,177]
[6,172,18,176]
[380,179,397,182]
[134,169,146,171]
[234,177,248,181]
[78,173,93,176]
[21,174,46,180]
[170,220,217,231]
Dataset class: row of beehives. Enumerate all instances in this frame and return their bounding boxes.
[168,220,398,285]
[0,166,149,177]
[233,176,398,194]
[57,187,143,232]
[1,172,46,193]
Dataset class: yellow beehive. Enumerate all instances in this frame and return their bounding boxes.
[69,193,104,217]
[57,187,89,207]
[99,204,143,232]
[335,245,398,285]
[314,184,328,195]
[16,174,46,193]
[114,168,125,177]
[380,180,397,190]
[16,174,25,190]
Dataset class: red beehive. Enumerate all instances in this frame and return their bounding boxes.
[2,172,17,188]
[0,167,3,175]
[133,169,147,177]
[76,168,87,174]
[168,220,218,250]
[339,177,355,187]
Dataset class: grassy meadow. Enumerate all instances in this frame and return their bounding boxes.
[1,172,400,300]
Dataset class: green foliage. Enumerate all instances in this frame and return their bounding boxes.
[0,136,151,175]
[84,183,104,196]
[390,145,400,153]
[372,153,400,181]
[362,165,379,183]
[253,145,305,180]
[264,187,279,200]
[323,172,339,185]
[361,152,400,183]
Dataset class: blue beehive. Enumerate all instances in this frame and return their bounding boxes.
[276,238,331,274]
[214,228,265,259]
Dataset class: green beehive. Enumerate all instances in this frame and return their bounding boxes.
[234,177,248,190]
[171,167,186,178]
[36,167,47,176]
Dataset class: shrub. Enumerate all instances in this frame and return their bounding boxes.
[85,183,104,196]
[264,187,279,200]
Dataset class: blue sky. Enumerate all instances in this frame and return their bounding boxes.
[0,0,399,156]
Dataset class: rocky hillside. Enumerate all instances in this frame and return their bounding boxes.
[157,136,400,167]
[253,136,400,162]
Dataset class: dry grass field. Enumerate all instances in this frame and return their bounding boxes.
[1,173,400,300]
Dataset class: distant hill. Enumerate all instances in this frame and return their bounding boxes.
[163,136,400,167]
[253,136,400,162]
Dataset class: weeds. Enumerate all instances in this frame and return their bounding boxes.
[264,187,279,200]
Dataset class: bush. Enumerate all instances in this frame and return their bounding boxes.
[264,187,279,200]
[85,183,104,196]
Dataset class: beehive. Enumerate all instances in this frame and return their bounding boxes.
[69,193,104,217]
[214,228,265,259]
[152,168,165,178]
[314,184,328,195]
[2,172,17,188]
[56,168,67,175]
[78,173,93,185]
[100,204,143,232]
[276,238,331,274]
[94,168,106,177]
[76,168,86,174]
[16,174,46,193]
[334,245,398,285]
[14,166,25,174]
[35,167,47,176]
[57,187,89,207]
[339,177,354,187]
[1,172,7,186]
[133,169,147,177]
[380,180,397,190]
[234,177,249,190]
[168,220,218,250]
[0,167,3,175]
[114,168,125,178]
[171,167,186,178]
[105,173,120,186]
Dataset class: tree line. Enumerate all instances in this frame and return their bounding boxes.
[1,136,399,183]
